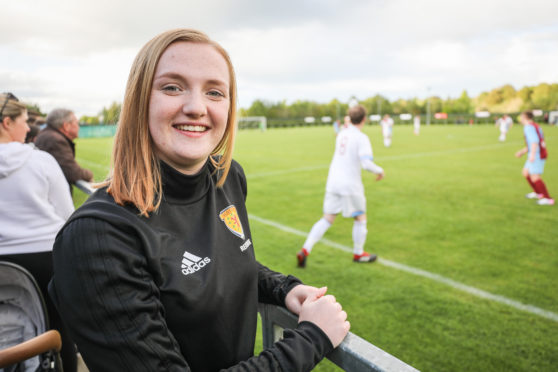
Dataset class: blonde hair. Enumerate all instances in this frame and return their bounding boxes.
[0,93,27,122]
[104,29,237,216]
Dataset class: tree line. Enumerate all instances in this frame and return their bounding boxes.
[77,82,558,124]
[240,83,558,120]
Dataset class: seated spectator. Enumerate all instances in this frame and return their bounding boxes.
[25,123,40,145]
[35,108,93,193]
[0,92,77,372]
[35,117,47,130]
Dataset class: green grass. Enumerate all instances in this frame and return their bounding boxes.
[73,124,558,371]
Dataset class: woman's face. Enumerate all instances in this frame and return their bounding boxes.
[4,110,30,143]
[148,42,230,174]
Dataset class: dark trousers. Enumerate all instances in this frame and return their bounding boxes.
[1,251,77,372]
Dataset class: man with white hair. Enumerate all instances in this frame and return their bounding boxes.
[35,108,93,193]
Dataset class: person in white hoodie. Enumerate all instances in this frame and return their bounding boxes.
[0,92,77,372]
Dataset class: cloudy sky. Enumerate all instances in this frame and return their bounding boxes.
[2,0,558,117]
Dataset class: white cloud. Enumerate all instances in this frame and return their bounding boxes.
[1,0,557,116]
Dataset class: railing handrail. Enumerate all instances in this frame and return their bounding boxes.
[75,179,96,195]
[258,303,419,372]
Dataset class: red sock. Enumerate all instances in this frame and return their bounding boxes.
[526,176,538,192]
[302,248,309,256]
[534,179,551,199]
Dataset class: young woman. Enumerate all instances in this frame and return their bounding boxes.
[0,93,77,372]
[49,29,350,371]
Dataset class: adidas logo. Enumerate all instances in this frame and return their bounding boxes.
[181,251,211,276]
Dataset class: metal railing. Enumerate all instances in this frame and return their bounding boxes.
[259,304,418,372]
[75,180,418,371]
[75,180,96,195]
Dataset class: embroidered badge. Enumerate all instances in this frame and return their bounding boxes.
[219,205,245,240]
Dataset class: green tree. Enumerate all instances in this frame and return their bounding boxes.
[530,83,556,110]
[25,103,44,116]
[500,84,516,101]
[428,96,443,114]
[245,99,269,117]
[80,115,100,125]
[100,102,121,124]
[360,95,392,115]
[445,90,473,114]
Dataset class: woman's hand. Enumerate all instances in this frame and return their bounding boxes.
[285,285,326,315]
[298,292,350,348]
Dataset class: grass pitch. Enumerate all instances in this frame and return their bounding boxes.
[74,124,558,371]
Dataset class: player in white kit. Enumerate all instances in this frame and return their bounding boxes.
[297,105,385,267]
[413,115,421,135]
[497,114,513,142]
[380,114,394,147]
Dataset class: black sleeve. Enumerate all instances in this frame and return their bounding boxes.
[233,321,333,372]
[50,217,189,372]
[257,262,302,306]
[50,218,331,372]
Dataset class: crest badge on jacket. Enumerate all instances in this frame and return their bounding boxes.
[219,205,245,240]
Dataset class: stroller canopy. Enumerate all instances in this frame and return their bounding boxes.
[0,261,48,371]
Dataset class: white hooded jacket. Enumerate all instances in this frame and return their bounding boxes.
[0,142,74,254]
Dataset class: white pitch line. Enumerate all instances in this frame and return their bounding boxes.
[247,165,328,179]
[380,141,523,161]
[76,158,111,172]
[248,214,558,323]
[245,141,522,179]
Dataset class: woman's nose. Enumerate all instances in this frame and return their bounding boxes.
[182,91,207,118]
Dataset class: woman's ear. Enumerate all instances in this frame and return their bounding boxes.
[1,116,11,130]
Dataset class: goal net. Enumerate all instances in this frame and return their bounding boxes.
[237,116,267,131]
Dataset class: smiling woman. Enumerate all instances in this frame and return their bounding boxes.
[48,29,350,372]
[148,42,230,176]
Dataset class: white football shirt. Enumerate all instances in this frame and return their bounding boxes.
[501,116,512,131]
[380,117,394,136]
[325,125,374,196]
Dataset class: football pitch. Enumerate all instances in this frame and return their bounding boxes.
[73,124,557,371]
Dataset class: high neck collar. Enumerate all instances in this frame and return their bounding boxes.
[160,159,212,204]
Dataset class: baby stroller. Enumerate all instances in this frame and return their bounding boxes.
[0,261,62,372]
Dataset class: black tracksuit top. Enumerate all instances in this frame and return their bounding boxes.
[49,159,333,372]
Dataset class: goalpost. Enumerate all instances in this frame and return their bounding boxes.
[237,116,267,131]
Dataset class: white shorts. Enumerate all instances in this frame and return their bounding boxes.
[323,192,366,218]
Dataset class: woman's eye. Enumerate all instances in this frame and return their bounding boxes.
[208,90,225,98]
[162,85,180,92]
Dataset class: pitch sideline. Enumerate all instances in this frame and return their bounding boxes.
[248,213,558,323]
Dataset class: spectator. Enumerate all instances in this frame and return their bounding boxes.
[49,29,350,372]
[0,92,77,372]
[25,123,40,145]
[35,117,47,130]
[35,108,93,193]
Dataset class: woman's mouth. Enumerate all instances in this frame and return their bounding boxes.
[174,124,208,133]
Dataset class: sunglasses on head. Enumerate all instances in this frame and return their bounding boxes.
[0,93,19,118]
